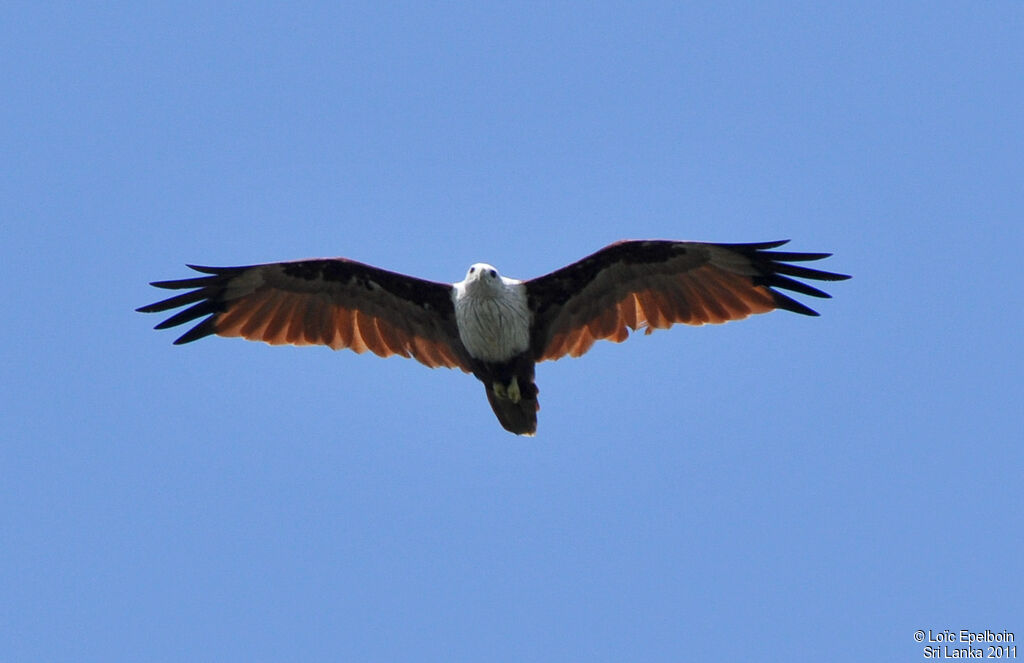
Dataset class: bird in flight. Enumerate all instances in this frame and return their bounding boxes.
[139,239,849,435]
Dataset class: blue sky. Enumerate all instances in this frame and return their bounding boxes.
[2,2,1021,660]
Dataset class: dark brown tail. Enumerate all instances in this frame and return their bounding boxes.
[484,383,539,436]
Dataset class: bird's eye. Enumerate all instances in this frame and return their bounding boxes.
[489,269,497,278]
[469,267,476,273]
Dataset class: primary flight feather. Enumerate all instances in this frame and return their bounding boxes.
[138,239,849,435]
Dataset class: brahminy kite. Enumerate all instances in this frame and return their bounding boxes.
[138,239,849,435]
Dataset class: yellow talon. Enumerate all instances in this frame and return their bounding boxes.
[493,382,507,399]
[507,377,521,403]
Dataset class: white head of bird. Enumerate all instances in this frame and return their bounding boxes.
[461,263,508,297]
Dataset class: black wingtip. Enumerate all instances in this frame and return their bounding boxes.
[186,264,248,276]
[762,250,833,262]
[185,264,220,274]
[765,274,833,299]
[772,290,823,316]
[172,316,220,344]
[723,239,791,250]
[139,265,235,344]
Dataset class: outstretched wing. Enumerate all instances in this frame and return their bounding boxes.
[526,240,850,361]
[138,258,473,371]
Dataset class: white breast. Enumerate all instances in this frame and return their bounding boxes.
[452,281,530,363]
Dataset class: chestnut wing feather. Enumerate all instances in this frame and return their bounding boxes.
[526,240,850,361]
[138,258,473,371]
